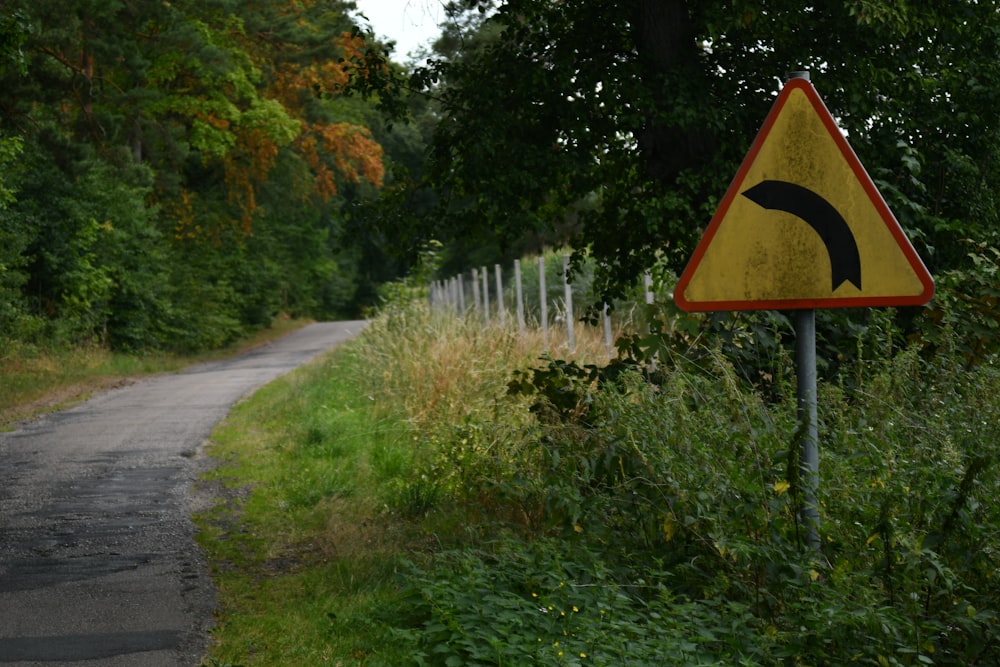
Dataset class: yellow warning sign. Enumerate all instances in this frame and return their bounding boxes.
[674,78,934,311]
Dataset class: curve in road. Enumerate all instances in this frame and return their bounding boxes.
[0,321,367,666]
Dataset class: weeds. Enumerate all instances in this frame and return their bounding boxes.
[199,300,1000,665]
[377,303,1000,664]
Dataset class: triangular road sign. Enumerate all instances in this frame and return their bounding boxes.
[674,78,934,312]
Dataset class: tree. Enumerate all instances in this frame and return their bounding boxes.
[390,0,1000,306]
[0,0,405,350]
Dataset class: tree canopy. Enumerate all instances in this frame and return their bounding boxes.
[0,0,407,350]
[3,0,999,355]
[386,0,1000,305]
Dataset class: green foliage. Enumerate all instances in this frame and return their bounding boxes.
[376,0,1000,320]
[397,538,772,666]
[376,240,444,309]
[0,133,31,341]
[383,313,1000,665]
[2,141,175,348]
[0,10,29,75]
[919,240,1000,364]
[0,0,417,354]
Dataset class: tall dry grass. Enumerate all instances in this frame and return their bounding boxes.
[352,301,613,433]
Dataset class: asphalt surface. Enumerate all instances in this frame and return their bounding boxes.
[0,321,368,666]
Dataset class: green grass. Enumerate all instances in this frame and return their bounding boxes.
[195,341,416,666]
[195,304,612,665]
[196,302,1000,666]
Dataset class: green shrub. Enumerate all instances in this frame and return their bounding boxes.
[920,239,1000,364]
[391,321,1000,665]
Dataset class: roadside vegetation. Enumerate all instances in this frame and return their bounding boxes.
[4,3,999,663]
[196,277,1000,666]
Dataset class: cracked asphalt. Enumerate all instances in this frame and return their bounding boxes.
[0,321,367,666]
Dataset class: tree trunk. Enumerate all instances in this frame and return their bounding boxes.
[632,0,715,185]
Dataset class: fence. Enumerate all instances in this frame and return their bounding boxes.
[428,255,656,357]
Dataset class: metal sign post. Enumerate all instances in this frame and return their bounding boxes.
[796,308,820,552]
[788,72,820,553]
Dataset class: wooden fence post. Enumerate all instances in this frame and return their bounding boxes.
[562,255,575,352]
[539,256,549,350]
[514,259,526,335]
[495,264,505,327]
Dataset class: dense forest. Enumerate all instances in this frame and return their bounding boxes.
[0,0,420,352]
[2,0,1000,361]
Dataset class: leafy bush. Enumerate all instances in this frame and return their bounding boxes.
[397,537,774,667]
[383,310,1000,665]
[920,239,1000,364]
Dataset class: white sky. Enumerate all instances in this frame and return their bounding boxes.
[351,0,445,61]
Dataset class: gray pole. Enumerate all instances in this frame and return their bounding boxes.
[796,309,820,552]
[471,268,481,316]
[786,69,820,553]
[562,255,575,353]
[481,266,490,325]
[495,264,506,327]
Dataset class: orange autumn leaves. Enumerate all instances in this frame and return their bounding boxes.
[275,30,386,196]
[297,122,384,200]
[220,29,385,232]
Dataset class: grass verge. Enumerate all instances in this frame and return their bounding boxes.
[195,335,412,665]
[195,304,613,665]
[197,302,1000,666]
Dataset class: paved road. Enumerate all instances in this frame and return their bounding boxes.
[0,321,367,666]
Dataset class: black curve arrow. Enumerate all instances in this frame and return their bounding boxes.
[741,180,862,291]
